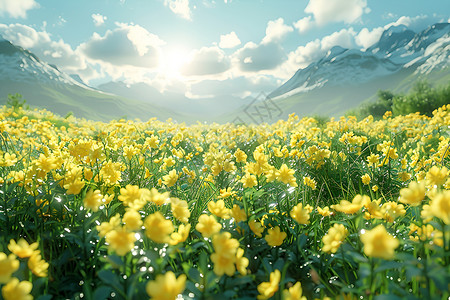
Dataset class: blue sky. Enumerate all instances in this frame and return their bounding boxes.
[0,0,449,100]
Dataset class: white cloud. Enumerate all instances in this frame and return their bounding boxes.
[280,28,362,76]
[92,13,107,26]
[235,41,287,72]
[181,46,230,76]
[164,0,192,20]
[293,16,315,34]
[79,22,165,68]
[0,23,86,72]
[304,0,368,25]
[219,31,241,49]
[262,18,293,44]
[0,0,38,18]
[356,27,384,49]
[384,15,437,32]
[321,28,357,50]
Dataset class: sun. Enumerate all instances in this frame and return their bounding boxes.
[159,47,190,79]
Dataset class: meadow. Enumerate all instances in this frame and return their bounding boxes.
[0,104,449,300]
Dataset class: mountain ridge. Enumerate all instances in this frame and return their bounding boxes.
[269,23,450,101]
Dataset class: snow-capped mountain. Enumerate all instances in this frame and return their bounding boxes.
[0,38,90,89]
[270,23,450,100]
[0,37,180,121]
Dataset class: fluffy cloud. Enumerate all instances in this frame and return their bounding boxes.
[235,41,287,72]
[164,0,192,20]
[385,15,437,32]
[262,18,293,44]
[233,18,291,73]
[321,28,357,50]
[219,31,241,49]
[0,0,38,18]
[355,27,384,49]
[282,28,363,74]
[79,22,165,68]
[92,13,107,26]
[181,46,230,76]
[0,23,86,72]
[304,0,369,25]
[293,16,315,34]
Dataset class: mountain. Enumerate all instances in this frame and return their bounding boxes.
[98,81,246,123]
[0,37,182,122]
[268,23,450,119]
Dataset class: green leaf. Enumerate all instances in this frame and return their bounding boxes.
[374,295,402,300]
[36,295,53,300]
[375,261,403,273]
[93,286,113,300]
[98,269,122,289]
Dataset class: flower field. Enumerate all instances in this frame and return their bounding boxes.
[0,105,449,300]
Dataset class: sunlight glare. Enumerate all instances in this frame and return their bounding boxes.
[159,47,190,79]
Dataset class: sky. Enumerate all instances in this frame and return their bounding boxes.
[0,0,449,101]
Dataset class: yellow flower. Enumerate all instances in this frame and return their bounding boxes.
[148,188,170,206]
[8,239,39,258]
[63,166,85,195]
[146,271,186,300]
[162,169,179,187]
[303,176,316,190]
[257,269,280,300]
[290,203,310,225]
[28,251,49,277]
[144,212,174,244]
[122,209,143,231]
[83,189,102,212]
[0,253,19,284]
[100,161,123,185]
[429,190,450,224]
[366,154,380,167]
[105,227,136,256]
[64,178,85,195]
[97,213,121,238]
[241,173,258,188]
[363,198,383,220]
[360,225,399,260]
[331,195,369,214]
[208,200,230,219]
[0,152,17,167]
[118,184,146,209]
[426,166,448,186]
[322,224,348,253]
[231,204,247,223]
[276,164,298,187]
[218,187,236,199]
[170,198,190,223]
[409,224,443,247]
[235,148,247,163]
[317,206,332,217]
[265,226,287,247]
[282,282,307,300]
[1,278,33,300]
[381,201,406,223]
[235,248,249,275]
[195,214,222,238]
[249,219,264,237]
[169,224,191,245]
[399,181,426,206]
[210,232,239,276]
[361,174,371,185]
